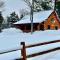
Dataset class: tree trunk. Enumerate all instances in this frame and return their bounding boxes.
[0,24,2,32]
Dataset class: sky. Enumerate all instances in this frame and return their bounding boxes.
[1,0,54,18]
[1,0,30,17]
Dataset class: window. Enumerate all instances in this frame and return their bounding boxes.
[33,24,37,30]
[51,18,55,23]
[21,25,25,30]
[55,26,58,30]
[47,25,50,29]
[26,24,31,30]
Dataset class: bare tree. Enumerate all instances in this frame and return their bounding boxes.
[20,9,29,19]
[23,0,31,7]
[23,0,53,34]
[23,0,34,34]
[23,0,54,11]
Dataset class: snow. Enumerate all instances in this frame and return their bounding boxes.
[0,50,21,60]
[0,28,60,51]
[0,28,60,60]
[14,10,53,24]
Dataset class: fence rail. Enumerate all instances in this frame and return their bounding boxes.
[25,40,60,48]
[20,40,60,60]
[0,40,60,60]
[26,47,60,58]
[0,48,20,54]
[0,40,60,55]
[17,47,60,60]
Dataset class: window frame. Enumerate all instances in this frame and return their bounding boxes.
[51,18,55,23]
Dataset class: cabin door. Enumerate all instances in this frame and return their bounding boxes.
[40,24,44,30]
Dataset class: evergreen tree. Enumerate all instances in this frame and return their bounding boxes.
[10,12,19,23]
[24,0,54,12]
[55,1,60,18]
[33,0,53,12]
[0,12,4,32]
[7,12,19,27]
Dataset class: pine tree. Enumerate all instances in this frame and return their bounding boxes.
[7,12,19,27]
[0,12,4,32]
[24,0,54,12]
[10,12,19,23]
[33,0,53,12]
[55,1,60,18]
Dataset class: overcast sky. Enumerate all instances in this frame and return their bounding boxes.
[1,0,55,17]
[1,0,30,17]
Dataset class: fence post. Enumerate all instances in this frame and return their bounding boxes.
[21,42,26,60]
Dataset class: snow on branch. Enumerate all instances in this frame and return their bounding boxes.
[23,0,32,7]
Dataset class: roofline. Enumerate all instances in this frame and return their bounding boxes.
[14,10,54,24]
[55,11,60,23]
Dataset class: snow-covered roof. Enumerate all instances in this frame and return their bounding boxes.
[14,10,54,24]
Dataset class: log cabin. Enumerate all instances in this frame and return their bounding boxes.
[14,10,60,32]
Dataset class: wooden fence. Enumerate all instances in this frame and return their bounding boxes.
[0,40,60,60]
[19,40,60,60]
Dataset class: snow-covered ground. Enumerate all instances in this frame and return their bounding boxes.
[0,28,60,60]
